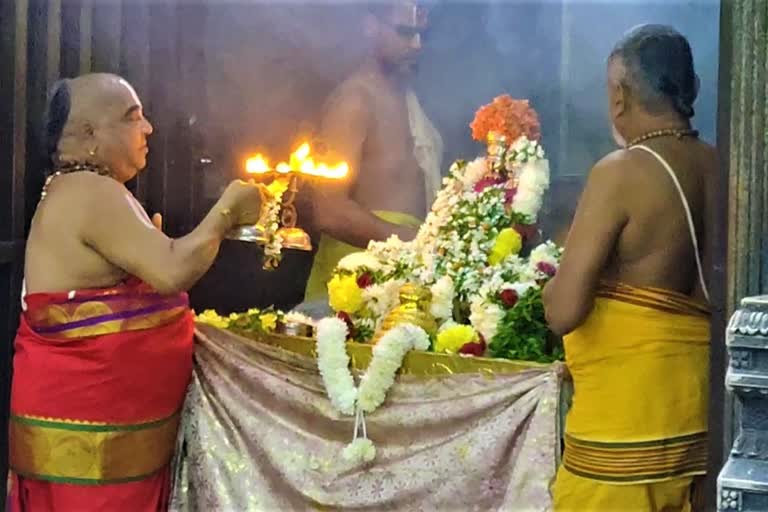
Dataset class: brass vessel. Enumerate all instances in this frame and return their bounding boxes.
[277,226,312,251]
[370,283,437,345]
[226,224,268,244]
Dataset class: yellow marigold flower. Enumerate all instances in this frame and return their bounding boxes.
[488,227,522,265]
[435,325,478,354]
[259,312,278,332]
[328,274,365,314]
[196,309,230,329]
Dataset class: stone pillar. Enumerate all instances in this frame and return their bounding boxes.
[717,0,768,510]
[720,298,768,511]
[725,0,768,305]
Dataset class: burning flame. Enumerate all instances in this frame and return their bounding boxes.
[245,155,270,174]
[245,142,348,179]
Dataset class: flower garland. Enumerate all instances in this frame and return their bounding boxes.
[470,95,541,143]
[196,307,284,333]
[261,184,286,269]
[316,317,429,463]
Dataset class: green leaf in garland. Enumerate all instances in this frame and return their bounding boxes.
[488,288,563,363]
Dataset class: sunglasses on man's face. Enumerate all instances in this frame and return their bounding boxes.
[389,23,428,40]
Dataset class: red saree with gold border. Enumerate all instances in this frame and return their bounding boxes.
[8,278,194,511]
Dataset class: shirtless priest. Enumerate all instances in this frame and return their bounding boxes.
[303,0,443,302]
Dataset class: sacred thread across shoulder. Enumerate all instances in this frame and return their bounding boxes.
[630,144,710,302]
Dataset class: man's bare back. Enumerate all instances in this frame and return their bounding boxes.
[544,136,717,335]
[599,137,716,302]
[25,173,131,294]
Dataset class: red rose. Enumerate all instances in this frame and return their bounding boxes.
[459,336,487,357]
[474,176,505,193]
[537,262,557,277]
[504,187,517,205]
[356,272,374,289]
[513,222,537,241]
[336,311,352,325]
[336,311,357,337]
[498,289,519,308]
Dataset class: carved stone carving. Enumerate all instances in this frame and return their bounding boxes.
[719,489,742,511]
[719,296,768,511]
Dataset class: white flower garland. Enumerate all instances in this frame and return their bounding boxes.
[316,317,429,464]
[337,252,383,273]
[316,318,357,415]
[362,279,404,324]
[261,187,286,269]
[508,138,550,222]
[429,276,455,320]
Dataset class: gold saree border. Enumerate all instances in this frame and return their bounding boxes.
[563,432,708,484]
[231,328,551,376]
[597,282,710,318]
[28,303,188,341]
[10,411,180,485]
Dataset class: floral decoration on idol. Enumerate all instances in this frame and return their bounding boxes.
[314,95,563,462]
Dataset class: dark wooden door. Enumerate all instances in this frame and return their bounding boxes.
[0,0,31,503]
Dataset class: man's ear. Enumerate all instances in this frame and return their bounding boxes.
[613,82,628,119]
[64,117,95,140]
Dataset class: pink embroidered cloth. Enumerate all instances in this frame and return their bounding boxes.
[170,324,561,511]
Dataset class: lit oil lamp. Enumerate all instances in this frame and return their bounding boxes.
[227,142,349,265]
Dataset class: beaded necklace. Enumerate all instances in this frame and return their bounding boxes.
[40,161,113,201]
[626,128,699,147]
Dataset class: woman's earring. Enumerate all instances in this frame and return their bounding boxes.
[88,146,98,157]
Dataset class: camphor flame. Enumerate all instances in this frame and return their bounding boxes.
[245,142,348,179]
[245,154,270,174]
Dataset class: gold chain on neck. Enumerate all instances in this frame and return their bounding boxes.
[627,128,699,147]
[40,161,113,201]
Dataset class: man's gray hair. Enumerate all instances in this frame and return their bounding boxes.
[610,24,699,119]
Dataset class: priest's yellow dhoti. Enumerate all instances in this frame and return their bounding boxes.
[304,211,422,302]
[553,282,709,511]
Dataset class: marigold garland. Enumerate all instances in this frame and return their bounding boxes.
[470,95,541,143]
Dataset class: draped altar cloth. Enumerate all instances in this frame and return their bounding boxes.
[170,324,562,511]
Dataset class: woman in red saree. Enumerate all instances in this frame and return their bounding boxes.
[9,73,270,511]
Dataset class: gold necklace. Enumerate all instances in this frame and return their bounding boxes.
[40,161,113,201]
[627,128,699,147]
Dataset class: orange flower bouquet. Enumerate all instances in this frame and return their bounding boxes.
[470,95,541,144]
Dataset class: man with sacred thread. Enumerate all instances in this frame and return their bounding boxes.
[543,25,716,511]
[303,0,443,303]
[9,73,270,511]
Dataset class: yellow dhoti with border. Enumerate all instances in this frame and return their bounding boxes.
[553,282,710,512]
[304,210,422,301]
